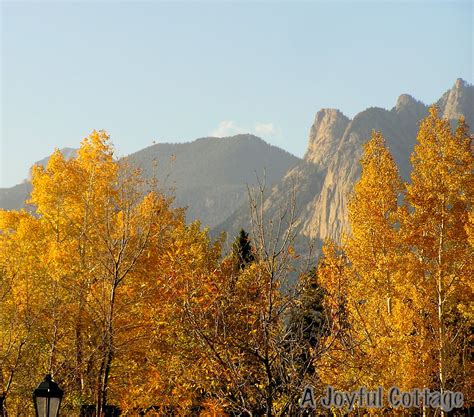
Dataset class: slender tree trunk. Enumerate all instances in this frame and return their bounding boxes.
[76,192,91,397]
[265,361,273,417]
[75,293,85,394]
[0,370,5,417]
[437,216,446,417]
[48,319,58,374]
[98,279,117,415]
[96,356,105,416]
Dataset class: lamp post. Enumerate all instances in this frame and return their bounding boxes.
[33,374,63,417]
[0,393,5,417]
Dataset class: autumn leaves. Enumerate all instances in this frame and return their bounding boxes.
[0,107,472,416]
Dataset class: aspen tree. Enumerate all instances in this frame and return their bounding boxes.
[345,131,404,388]
[405,107,473,411]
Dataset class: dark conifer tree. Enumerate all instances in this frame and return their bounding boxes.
[291,267,326,348]
[231,228,255,271]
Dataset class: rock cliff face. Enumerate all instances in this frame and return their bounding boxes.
[216,79,473,248]
[304,109,350,166]
[438,78,474,122]
[299,102,425,241]
[293,79,472,243]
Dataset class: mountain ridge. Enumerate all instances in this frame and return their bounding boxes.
[214,79,473,247]
[2,79,472,247]
[0,135,300,228]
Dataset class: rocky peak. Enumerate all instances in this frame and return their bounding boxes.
[437,78,473,124]
[304,108,350,166]
[455,78,467,90]
[396,93,415,108]
[394,94,423,112]
[392,94,428,128]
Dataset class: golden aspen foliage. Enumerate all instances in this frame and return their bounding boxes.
[404,107,473,404]
[0,210,54,413]
[1,130,211,415]
[317,132,408,394]
[317,111,473,414]
[344,131,407,389]
[316,241,358,391]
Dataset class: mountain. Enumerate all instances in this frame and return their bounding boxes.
[215,79,473,248]
[0,136,299,228]
[126,134,299,227]
[2,79,472,247]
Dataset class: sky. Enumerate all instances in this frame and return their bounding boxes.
[1,0,472,188]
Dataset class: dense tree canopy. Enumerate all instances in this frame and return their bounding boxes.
[0,108,472,416]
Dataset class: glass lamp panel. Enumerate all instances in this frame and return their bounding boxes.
[36,397,47,417]
[49,397,61,417]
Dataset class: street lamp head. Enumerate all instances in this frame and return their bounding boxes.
[33,374,63,417]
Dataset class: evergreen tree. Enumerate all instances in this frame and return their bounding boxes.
[231,229,255,271]
[290,267,326,349]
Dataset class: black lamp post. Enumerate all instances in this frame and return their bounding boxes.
[33,374,63,417]
[0,393,5,417]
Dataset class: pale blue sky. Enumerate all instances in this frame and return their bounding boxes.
[1,0,472,187]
